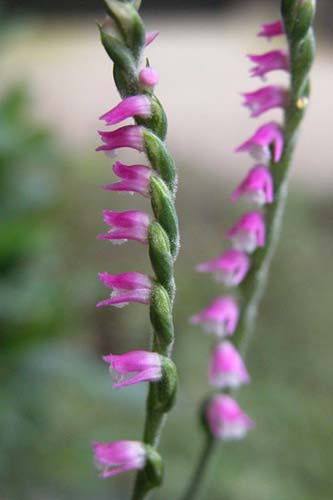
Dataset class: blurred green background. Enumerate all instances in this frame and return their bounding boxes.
[1,1,332,499]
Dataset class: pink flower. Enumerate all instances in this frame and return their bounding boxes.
[97,210,150,244]
[225,212,266,253]
[103,162,152,197]
[248,50,289,78]
[97,272,152,308]
[103,350,162,388]
[92,440,146,478]
[231,165,274,205]
[190,296,239,337]
[197,249,250,287]
[257,20,284,40]
[206,395,253,440]
[96,125,144,153]
[209,342,250,389]
[236,122,284,163]
[145,31,159,47]
[99,96,151,126]
[139,67,160,87]
[242,85,288,117]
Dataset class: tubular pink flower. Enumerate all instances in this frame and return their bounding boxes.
[92,440,146,478]
[248,50,289,78]
[97,271,152,308]
[96,125,144,153]
[99,96,152,126]
[257,20,284,40]
[145,30,159,47]
[242,85,288,118]
[103,162,152,197]
[230,165,274,205]
[235,122,284,163]
[197,249,250,287]
[103,350,162,388]
[225,211,266,253]
[190,296,239,337]
[139,67,160,87]
[206,395,253,440]
[209,342,250,389]
[97,210,150,244]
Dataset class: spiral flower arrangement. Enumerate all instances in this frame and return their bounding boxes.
[182,1,316,498]
[91,1,179,498]
[90,0,316,499]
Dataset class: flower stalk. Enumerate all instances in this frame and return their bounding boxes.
[93,1,179,499]
[182,1,316,499]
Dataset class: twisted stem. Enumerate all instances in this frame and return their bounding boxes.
[99,1,179,498]
[181,1,316,498]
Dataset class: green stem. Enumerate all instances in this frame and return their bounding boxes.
[180,437,216,500]
[180,4,315,497]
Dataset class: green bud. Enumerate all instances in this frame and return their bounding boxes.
[103,0,145,61]
[150,284,174,355]
[148,222,174,297]
[150,176,179,258]
[144,130,177,194]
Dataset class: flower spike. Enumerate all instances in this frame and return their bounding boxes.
[184,2,316,496]
[225,211,266,253]
[97,210,150,244]
[231,165,274,205]
[99,96,152,125]
[97,272,152,308]
[209,342,250,389]
[242,85,288,117]
[103,350,162,388]
[103,162,152,197]
[92,441,146,478]
[248,50,289,79]
[235,122,284,163]
[206,395,253,441]
[257,20,284,40]
[95,3,179,496]
[190,296,239,337]
[197,249,250,287]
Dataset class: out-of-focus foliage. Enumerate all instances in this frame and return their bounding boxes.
[0,85,65,356]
